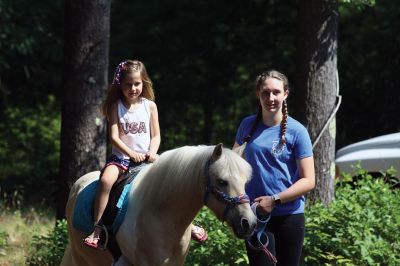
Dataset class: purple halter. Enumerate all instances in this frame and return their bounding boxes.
[203,159,251,221]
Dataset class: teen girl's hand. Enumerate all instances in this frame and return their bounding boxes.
[254,195,275,215]
[130,151,147,163]
[145,152,159,163]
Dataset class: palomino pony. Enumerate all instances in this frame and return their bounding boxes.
[61,144,257,266]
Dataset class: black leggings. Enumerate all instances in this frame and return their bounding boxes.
[246,213,305,266]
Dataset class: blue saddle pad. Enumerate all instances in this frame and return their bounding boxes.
[72,179,133,234]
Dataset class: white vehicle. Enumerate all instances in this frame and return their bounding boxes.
[335,132,400,179]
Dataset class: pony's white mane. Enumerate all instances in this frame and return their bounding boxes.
[132,145,252,206]
[134,146,210,204]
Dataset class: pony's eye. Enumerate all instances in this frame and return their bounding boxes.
[216,179,228,187]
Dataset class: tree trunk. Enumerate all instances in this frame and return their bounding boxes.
[295,0,338,205]
[57,0,111,219]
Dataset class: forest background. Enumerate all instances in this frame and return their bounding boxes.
[0,0,399,264]
[1,0,399,204]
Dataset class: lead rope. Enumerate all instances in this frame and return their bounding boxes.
[247,203,277,264]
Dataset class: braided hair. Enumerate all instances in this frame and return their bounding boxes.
[234,70,289,158]
[255,70,289,146]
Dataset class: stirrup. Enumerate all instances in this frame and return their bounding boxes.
[83,223,109,251]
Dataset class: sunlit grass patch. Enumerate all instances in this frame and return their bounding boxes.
[0,204,54,266]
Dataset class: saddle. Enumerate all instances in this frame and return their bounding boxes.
[102,166,143,259]
[73,163,146,259]
[102,165,142,225]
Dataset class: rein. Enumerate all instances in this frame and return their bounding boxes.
[203,159,250,220]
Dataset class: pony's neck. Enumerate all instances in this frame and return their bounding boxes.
[137,146,209,228]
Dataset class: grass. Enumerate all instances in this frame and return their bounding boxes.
[0,202,54,266]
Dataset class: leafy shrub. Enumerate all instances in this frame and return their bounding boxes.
[0,95,60,203]
[24,211,248,266]
[23,168,400,265]
[302,169,400,265]
[26,219,68,266]
[0,229,8,251]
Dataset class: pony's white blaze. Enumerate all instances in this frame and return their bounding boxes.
[61,145,257,266]
[208,149,252,221]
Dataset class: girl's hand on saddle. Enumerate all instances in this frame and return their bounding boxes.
[145,152,159,163]
[254,196,275,215]
[130,151,147,163]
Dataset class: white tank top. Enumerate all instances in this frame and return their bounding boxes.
[112,98,151,159]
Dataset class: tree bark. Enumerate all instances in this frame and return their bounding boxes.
[295,0,338,205]
[57,0,110,219]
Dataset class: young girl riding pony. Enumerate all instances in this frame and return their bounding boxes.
[83,60,161,249]
[83,60,207,250]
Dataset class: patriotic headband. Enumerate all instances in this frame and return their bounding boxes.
[112,61,127,86]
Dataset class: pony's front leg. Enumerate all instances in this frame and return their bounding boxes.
[161,227,192,266]
[112,254,187,266]
[133,227,191,266]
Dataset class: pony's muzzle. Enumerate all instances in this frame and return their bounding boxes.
[241,217,256,236]
[233,216,256,239]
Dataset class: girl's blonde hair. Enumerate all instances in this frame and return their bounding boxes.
[255,70,289,145]
[102,60,155,119]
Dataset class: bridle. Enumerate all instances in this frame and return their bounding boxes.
[203,159,250,220]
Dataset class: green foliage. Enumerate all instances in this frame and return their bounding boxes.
[0,0,35,66]
[26,219,68,266]
[22,210,248,266]
[302,170,400,265]
[0,95,60,203]
[0,0,63,106]
[0,229,8,252]
[185,208,248,266]
[341,0,376,7]
[0,224,10,261]
[18,169,400,265]
[0,201,55,265]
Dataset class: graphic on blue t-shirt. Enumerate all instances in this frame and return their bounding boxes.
[271,140,286,157]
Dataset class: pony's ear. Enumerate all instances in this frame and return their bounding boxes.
[233,143,246,158]
[212,143,223,161]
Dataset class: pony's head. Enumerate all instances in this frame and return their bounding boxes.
[203,144,257,239]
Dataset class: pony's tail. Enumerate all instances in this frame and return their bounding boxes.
[233,143,247,159]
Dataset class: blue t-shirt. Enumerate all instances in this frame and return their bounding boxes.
[235,115,313,216]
